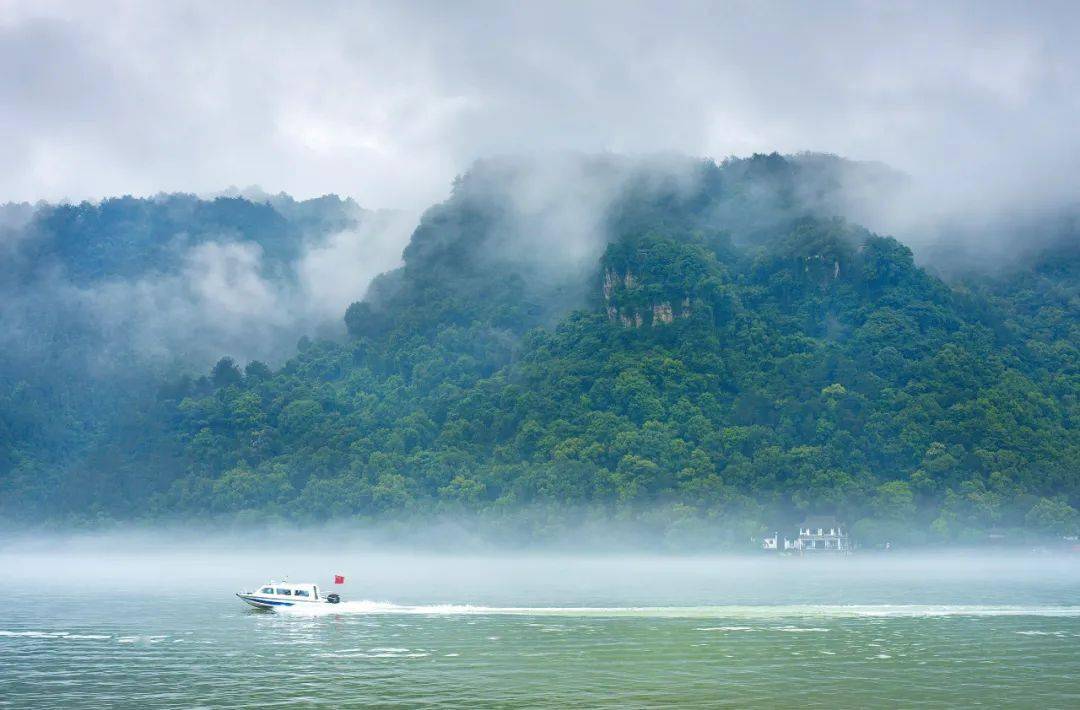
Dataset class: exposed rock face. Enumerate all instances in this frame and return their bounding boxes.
[605,296,689,328]
[602,266,689,327]
[602,268,618,300]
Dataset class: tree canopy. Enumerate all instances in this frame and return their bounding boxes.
[2,154,1077,545]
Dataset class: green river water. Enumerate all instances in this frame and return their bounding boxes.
[2,547,1078,708]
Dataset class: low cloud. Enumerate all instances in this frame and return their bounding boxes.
[0,203,415,376]
[299,210,415,320]
[1,1,1077,247]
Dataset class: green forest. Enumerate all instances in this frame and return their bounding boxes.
[2,154,1077,546]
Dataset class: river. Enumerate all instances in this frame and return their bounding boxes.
[3,543,1079,707]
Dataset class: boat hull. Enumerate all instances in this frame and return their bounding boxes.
[236,593,297,609]
[236,593,335,609]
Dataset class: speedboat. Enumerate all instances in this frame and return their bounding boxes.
[236,581,341,609]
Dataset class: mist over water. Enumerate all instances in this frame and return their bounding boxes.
[7,531,1080,607]
[4,534,1079,707]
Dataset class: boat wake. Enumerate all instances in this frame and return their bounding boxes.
[276,602,1080,619]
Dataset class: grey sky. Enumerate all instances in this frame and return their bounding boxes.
[3,0,1078,216]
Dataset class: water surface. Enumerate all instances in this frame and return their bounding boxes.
[3,547,1079,707]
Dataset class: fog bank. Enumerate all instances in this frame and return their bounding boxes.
[3,1,1079,262]
[5,529,1078,609]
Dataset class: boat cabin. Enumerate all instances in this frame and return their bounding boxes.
[254,582,324,600]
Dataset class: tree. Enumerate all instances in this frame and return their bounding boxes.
[345,302,390,339]
[244,360,272,380]
[1025,498,1079,537]
[872,481,916,520]
[212,357,243,389]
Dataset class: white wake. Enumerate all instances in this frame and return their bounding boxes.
[276,602,1080,619]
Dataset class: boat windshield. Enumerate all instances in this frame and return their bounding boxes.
[260,587,274,594]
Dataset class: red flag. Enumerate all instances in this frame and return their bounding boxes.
[334,574,345,585]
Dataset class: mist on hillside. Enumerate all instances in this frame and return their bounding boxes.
[1,150,1074,390]
[1,3,1077,543]
[5,2,1080,265]
[2,150,1077,540]
[0,195,413,373]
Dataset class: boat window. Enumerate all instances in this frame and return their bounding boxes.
[260,587,274,594]
[294,589,310,597]
[276,588,292,596]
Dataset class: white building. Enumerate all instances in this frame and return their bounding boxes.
[761,532,803,551]
[795,516,851,552]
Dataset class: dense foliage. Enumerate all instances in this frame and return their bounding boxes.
[0,192,366,516]
[2,154,1077,545]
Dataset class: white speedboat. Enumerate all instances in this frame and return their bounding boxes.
[236,581,341,609]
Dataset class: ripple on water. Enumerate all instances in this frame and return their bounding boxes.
[5,591,1080,708]
[0,630,112,640]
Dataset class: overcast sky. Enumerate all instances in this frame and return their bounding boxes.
[3,0,1079,214]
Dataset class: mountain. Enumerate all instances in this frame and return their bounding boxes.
[0,192,408,519]
[1,154,1077,545]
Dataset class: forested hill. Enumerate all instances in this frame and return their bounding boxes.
[0,192,405,519]
[2,154,1077,545]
